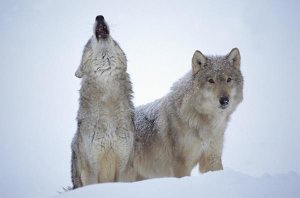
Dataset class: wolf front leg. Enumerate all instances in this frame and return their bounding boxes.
[79,154,98,186]
[81,170,98,186]
[173,156,192,178]
[173,164,191,177]
[199,134,224,173]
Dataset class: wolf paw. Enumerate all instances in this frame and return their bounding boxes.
[199,156,223,173]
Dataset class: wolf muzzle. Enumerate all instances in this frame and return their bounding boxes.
[95,15,109,40]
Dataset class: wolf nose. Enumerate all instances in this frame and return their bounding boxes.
[219,96,229,107]
[96,15,104,22]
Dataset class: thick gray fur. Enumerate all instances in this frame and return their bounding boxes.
[132,48,243,179]
[71,20,134,188]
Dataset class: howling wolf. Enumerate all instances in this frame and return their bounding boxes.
[71,15,134,188]
[132,48,243,180]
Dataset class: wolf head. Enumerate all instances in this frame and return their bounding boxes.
[75,15,127,79]
[191,48,243,113]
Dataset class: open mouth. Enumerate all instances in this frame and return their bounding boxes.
[219,105,229,110]
[94,15,110,40]
[95,23,109,40]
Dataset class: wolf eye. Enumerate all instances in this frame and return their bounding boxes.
[227,78,232,83]
[208,79,215,84]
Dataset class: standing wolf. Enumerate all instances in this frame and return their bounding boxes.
[133,48,243,179]
[71,15,134,188]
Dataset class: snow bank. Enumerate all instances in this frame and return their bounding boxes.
[56,169,300,198]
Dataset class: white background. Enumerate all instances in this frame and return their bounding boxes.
[0,0,299,197]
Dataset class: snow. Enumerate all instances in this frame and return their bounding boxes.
[56,169,300,198]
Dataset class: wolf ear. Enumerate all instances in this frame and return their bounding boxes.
[227,48,241,70]
[75,64,84,78]
[75,39,93,78]
[192,50,207,75]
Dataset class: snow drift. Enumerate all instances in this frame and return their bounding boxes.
[56,169,300,198]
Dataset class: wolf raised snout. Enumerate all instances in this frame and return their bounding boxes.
[219,96,229,109]
[94,15,109,40]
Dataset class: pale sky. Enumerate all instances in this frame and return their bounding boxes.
[0,0,299,197]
